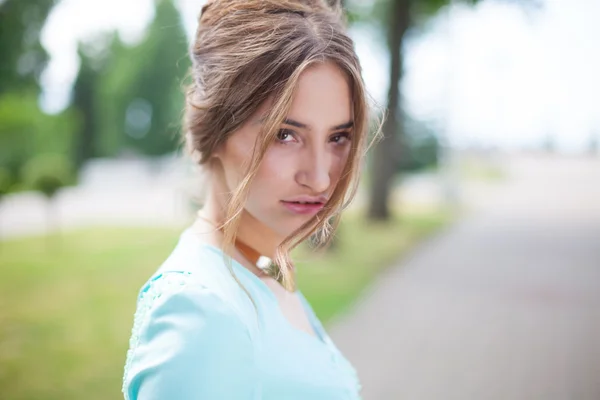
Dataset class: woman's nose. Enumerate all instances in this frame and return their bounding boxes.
[296,148,331,194]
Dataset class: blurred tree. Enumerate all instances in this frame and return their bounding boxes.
[0,0,76,193]
[367,0,410,221]
[358,0,534,220]
[0,92,77,191]
[0,167,7,244]
[22,153,73,198]
[93,33,131,157]
[0,93,39,178]
[72,34,116,167]
[0,0,58,94]
[95,0,190,157]
[72,44,102,167]
[399,115,440,171]
[0,166,9,205]
[22,153,74,243]
[0,168,9,197]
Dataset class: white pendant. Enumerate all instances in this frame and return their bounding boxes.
[256,255,274,271]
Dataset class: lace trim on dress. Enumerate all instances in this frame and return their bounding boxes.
[121,271,193,398]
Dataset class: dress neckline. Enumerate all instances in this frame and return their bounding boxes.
[181,227,329,347]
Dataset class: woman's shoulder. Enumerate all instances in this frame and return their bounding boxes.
[138,226,259,316]
[131,270,252,343]
[128,270,252,355]
[126,227,260,356]
[143,227,254,312]
[123,271,259,399]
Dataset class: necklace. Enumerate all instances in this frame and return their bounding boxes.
[233,236,285,283]
[194,214,293,289]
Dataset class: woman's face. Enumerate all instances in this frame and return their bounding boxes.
[215,61,353,237]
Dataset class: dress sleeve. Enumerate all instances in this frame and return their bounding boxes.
[122,273,258,400]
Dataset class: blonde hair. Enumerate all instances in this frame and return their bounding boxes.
[184,0,381,292]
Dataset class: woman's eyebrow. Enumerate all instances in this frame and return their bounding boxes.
[283,118,308,129]
[283,118,354,131]
[332,121,354,130]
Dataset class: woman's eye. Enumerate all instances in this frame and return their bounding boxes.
[276,129,295,143]
[331,132,351,144]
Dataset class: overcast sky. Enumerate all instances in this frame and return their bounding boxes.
[40,0,600,152]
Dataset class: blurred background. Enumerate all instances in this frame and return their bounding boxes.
[1,0,599,399]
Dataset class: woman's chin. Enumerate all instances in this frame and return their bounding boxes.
[275,218,317,239]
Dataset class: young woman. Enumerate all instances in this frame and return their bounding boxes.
[122,0,379,398]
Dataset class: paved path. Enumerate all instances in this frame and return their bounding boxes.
[330,155,600,400]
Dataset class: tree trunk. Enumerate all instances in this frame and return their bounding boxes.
[367,0,410,221]
[74,89,96,168]
[73,53,97,169]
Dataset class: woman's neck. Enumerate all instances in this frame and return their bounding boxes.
[199,185,282,260]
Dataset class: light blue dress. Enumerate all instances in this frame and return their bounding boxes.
[122,227,362,399]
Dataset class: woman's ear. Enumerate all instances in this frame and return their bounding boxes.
[207,147,223,171]
[210,142,223,160]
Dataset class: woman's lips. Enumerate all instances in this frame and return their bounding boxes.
[280,201,324,215]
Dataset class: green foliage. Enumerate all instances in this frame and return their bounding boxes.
[90,33,131,157]
[0,167,10,197]
[400,132,440,171]
[0,0,191,191]
[71,40,110,167]
[0,92,78,187]
[346,0,482,25]
[0,0,78,193]
[94,0,191,157]
[398,116,440,171]
[0,93,78,191]
[21,153,74,197]
[0,0,58,94]
[0,92,42,174]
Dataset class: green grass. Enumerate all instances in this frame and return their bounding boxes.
[0,211,450,400]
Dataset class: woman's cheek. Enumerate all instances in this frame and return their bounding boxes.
[331,149,349,182]
[258,147,295,184]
